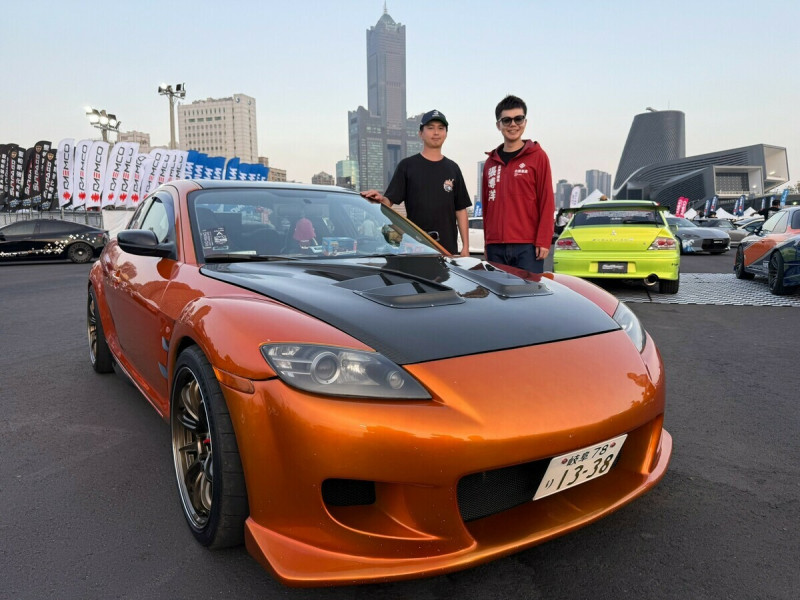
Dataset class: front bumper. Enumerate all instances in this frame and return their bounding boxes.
[553,250,680,281]
[222,330,672,586]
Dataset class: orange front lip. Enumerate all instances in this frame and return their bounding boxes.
[224,330,671,586]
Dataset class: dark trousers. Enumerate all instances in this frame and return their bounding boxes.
[485,243,544,274]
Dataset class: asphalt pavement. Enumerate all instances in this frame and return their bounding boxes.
[1,253,798,600]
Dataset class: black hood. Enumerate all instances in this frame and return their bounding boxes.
[202,256,619,364]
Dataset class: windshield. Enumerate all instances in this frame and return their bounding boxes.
[667,217,696,228]
[570,208,662,227]
[188,187,441,262]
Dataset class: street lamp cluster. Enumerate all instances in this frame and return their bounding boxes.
[83,82,186,149]
[158,83,186,149]
[84,107,121,142]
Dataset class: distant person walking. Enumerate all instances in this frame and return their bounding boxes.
[361,110,471,256]
[481,95,555,273]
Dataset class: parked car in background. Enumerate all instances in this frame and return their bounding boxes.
[553,200,680,293]
[666,216,730,254]
[702,218,752,247]
[466,216,484,254]
[734,206,800,295]
[0,218,109,263]
[88,180,672,585]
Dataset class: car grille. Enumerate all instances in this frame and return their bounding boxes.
[702,238,728,250]
[457,460,550,521]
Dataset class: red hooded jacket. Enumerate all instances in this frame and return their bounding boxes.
[481,140,555,248]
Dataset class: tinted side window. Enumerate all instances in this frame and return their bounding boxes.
[792,211,800,230]
[2,221,36,236]
[39,220,77,235]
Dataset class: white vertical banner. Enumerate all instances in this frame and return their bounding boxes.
[148,149,165,191]
[140,157,156,198]
[102,142,127,207]
[157,150,172,185]
[86,141,109,209]
[71,139,93,208]
[130,153,148,206]
[569,186,582,208]
[116,142,140,207]
[174,150,188,181]
[56,138,75,207]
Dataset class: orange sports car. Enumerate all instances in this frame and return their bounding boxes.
[87,180,672,587]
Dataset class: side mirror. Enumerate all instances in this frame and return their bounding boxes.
[117,229,175,258]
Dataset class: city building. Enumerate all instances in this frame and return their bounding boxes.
[336,157,359,190]
[118,130,152,154]
[258,156,286,182]
[613,108,789,212]
[312,171,335,186]
[348,10,422,192]
[555,179,572,209]
[178,93,258,162]
[585,169,611,197]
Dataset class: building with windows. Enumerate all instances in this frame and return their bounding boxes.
[348,10,422,192]
[258,156,286,182]
[613,108,789,212]
[336,157,359,190]
[118,130,153,154]
[312,171,335,186]
[586,169,611,197]
[178,94,258,162]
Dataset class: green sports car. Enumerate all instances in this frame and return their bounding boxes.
[553,201,681,294]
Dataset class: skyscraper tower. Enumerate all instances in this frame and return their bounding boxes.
[348,9,421,192]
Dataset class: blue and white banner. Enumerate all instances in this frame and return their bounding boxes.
[224,157,240,180]
[193,152,208,179]
[780,188,789,206]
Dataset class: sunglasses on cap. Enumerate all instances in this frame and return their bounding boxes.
[497,115,526,126]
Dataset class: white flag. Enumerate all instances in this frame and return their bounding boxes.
[71,139,93,208]
[56,138,75,207]
[87,141,109,209]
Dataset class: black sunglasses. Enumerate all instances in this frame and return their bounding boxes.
[497,115,526,126]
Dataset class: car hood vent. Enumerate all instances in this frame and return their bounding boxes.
[202,256,618,364]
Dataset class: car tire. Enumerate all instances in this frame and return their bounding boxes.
[171,346,248,549]
[734,246,755,280]
[658,278,680,294]
[768,253,788,295]
[68,242,93,263]
[676,237,685,255]
[87,289,114,373]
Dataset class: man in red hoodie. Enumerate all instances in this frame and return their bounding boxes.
[481,95,555,273]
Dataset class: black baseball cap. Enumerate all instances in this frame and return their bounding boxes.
[420,109,448,129]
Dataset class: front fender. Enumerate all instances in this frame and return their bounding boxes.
[169,295,373,382]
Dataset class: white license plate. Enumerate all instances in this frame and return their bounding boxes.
[533,434,627,500]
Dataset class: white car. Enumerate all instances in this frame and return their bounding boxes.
[466,217,484,254]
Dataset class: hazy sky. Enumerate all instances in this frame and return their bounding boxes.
[4,0,798,200]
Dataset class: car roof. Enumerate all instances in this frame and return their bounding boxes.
[188,179,358,195]
[566,200,666,213]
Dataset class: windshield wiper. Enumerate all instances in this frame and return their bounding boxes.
[203,253,301,263]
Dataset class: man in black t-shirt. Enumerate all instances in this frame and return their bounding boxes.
[758,198,781,220]
[361,110,471,256]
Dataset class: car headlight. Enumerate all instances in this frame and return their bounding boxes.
[612,301,645,352]
[261,344,431,399]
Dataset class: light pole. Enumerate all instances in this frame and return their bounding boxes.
[158,83,186,149]
[85,107,121,142]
